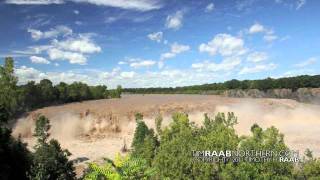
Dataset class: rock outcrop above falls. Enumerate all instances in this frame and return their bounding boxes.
[220,88,320,104]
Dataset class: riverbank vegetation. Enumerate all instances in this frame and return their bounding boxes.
[0,57,122,119]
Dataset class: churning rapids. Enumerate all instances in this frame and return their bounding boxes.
[12,94,320,164]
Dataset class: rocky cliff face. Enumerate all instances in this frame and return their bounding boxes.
[220,88,320,104]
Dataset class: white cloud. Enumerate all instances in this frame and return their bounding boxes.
[15,66,45,83]
[160,42,190,60]
[160,52,175,60]
[30,56,50,64]
[120,71,136,79]
[247,23,278,42]
[236,0,256,11]
[158,61,164,69]
[52,35,101,53]
[171,42,190,54]
[192,57,242,72]
[105,17,118,23]
[23,27,101,65]
[118,58,156,68]
[130,60,156,68]
[147,31,163,43]
[246,52,268,63]
[296,0,306,10]
[71,0,162,11]
[283,68,314,77]
[263,34,278,42]
[6,0,64,4]
[15,68,91,85]
[6,0,162,11]
[73,10,79,14]
[28,25,72,40]
[239,63,277,74]
[14,65,232,88]
[199,34,247,57]
[165,10,184,30]
[48,48,87,65]
[160,69,185,78]
[205,3,215,12]
[294,57,317,68]
[248,23,266,34]
[118,61,127,65]
[12,45,52,55]
[75,21,83,25]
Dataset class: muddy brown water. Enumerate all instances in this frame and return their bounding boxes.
[12,94,320,164]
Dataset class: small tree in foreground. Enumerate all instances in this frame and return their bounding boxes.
[29,115,75,180]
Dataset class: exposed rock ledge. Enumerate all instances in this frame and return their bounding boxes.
[205,88,320,104]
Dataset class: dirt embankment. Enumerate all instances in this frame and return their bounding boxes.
[218,88,320,104]
[11,95,320,164]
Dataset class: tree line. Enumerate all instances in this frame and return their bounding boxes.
[0,57,122,118]
[124,75,320,94]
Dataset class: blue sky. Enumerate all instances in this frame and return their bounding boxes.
[0,0,319,88]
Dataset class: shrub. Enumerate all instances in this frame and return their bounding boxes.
[84,153,156,180]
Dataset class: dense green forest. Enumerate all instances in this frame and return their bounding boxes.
[124,75,320,94]
[0,57,122,118]
[1,57,320,179]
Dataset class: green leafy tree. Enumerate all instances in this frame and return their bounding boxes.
[33,115,51,145]
[20,81,41,110]
[29,115,75,180]
[90,85,108,99]
[131,113,158,165]
[131,113,151,152]
[55,82,68,103]
[109,85,122,98]
[38,79,56,105]
[153,113,213,179]
[0,57,19,117]
[223,124,294,179]
[116,85,122,98]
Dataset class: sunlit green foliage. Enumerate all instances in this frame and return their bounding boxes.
[84,153,156,180]
[153,113,213,179]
